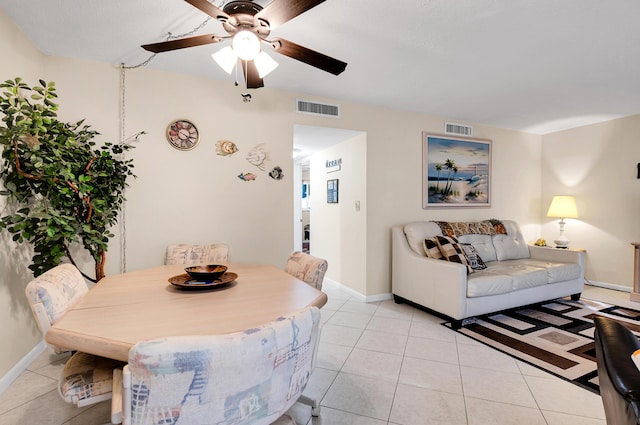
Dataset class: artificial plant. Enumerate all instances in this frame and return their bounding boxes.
[0,78,135,281]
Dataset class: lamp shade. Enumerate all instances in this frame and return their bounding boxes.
[211,46,237,74]
[232,30,260,61]
[546,196,578,219]
[254,51,279,78]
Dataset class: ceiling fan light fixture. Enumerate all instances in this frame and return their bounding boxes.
[232,30,261,61]
[254,51,279,78]
[211,46,238,74]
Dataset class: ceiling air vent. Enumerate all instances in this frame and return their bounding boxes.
[296,99,340,118]
[445,122,473,136]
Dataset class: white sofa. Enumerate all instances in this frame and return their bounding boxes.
[391,220,585,327]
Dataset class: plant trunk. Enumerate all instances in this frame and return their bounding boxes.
[95,250,106,282]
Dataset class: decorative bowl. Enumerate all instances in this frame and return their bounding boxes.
[185,264,228,281]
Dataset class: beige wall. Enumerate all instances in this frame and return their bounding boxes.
[310,133,367,294]
[542,115,640,289]
[363,119,543,296]
[0,11,48,381]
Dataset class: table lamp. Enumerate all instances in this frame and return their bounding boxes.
[546,195,578,248]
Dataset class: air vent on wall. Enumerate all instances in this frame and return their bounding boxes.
[445,122,473,136]
[296,99,340,118]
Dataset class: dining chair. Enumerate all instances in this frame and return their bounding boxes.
[284,251,328,290]
[283,251,327,416]
[111,306,321,425]
[164,243,230,265]
[25,263,125,407]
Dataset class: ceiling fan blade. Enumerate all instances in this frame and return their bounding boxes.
[184,0,229,21]
[271,38,347,76]
[241,60,264,89]
[142,34,222,53]
[256,0,327,30]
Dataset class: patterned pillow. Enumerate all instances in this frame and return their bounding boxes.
[460,243,488,271]
[423,238,444,259]
[469,221,498,235]
[434,235,473,273]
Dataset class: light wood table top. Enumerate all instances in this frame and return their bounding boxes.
[45,263,328,362]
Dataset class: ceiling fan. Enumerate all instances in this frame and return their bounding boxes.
[142,0,347,89]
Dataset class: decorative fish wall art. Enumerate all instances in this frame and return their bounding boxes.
[269,166,284,180]
[238,172,257,182]
[246,143,269,171]
[215,140,239,156]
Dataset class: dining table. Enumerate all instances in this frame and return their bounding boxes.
[45,263,328,362]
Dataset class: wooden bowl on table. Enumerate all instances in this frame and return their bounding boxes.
[184,264,228,281]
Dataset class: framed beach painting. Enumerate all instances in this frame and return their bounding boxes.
[422,132,492,208]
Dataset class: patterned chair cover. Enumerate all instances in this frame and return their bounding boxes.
[164,243,230,265]
[59,352,124,405]
[24,263,124,406]
[284,251,328,290]
[124,306,321,425]
[25,263,89,332]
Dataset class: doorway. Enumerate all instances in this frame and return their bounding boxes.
[292,125,363,254]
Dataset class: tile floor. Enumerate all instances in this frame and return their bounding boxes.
[1,283,631,425]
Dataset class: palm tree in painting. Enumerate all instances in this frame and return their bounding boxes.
[443,159,456,196]
[435,163,442,192]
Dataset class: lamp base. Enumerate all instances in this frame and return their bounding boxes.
[554,218,570,249]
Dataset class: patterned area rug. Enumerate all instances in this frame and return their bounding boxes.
[444,298,640,394]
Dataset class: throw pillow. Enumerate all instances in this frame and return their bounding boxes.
[460,243,488,271]
[434,235,473,274]
[423,238,444,259]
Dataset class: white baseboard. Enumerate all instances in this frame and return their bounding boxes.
[323,278,393,303]
[365,292,393,303]
[585,279,632,293]
[0,340,47,396]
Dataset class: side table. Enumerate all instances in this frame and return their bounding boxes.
[531,244,586,252]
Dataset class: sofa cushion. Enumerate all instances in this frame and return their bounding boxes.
[423,238,444,259]
[404,222,442,256]
[435,236,472,273]
[492,220,530,261]
[525,259,582,283]
[460,244,487,271]
[467,262,550,298]
[487,260,549,290]
[467,272,513,297]
[458,234,497,262]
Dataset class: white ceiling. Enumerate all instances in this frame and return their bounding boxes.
[2,0,640,135]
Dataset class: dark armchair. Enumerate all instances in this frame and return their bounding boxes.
[594,316,640,425]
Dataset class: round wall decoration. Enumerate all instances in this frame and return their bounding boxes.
[166,119,199,150]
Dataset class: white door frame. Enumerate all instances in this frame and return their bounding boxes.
[292,160,303,251]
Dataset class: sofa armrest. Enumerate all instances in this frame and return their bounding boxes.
[391,226,468,320]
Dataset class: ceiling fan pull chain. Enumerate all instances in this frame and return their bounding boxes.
[119,65,128,274]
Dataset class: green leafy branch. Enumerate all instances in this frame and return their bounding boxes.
[0,78,136,281]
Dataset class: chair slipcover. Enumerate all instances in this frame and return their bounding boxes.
[25,263,89,329]
[25,263,123,406]
[59,352,124,404]
[125,306,320,425]
[164,243,230,265]
[284,251,328,290]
